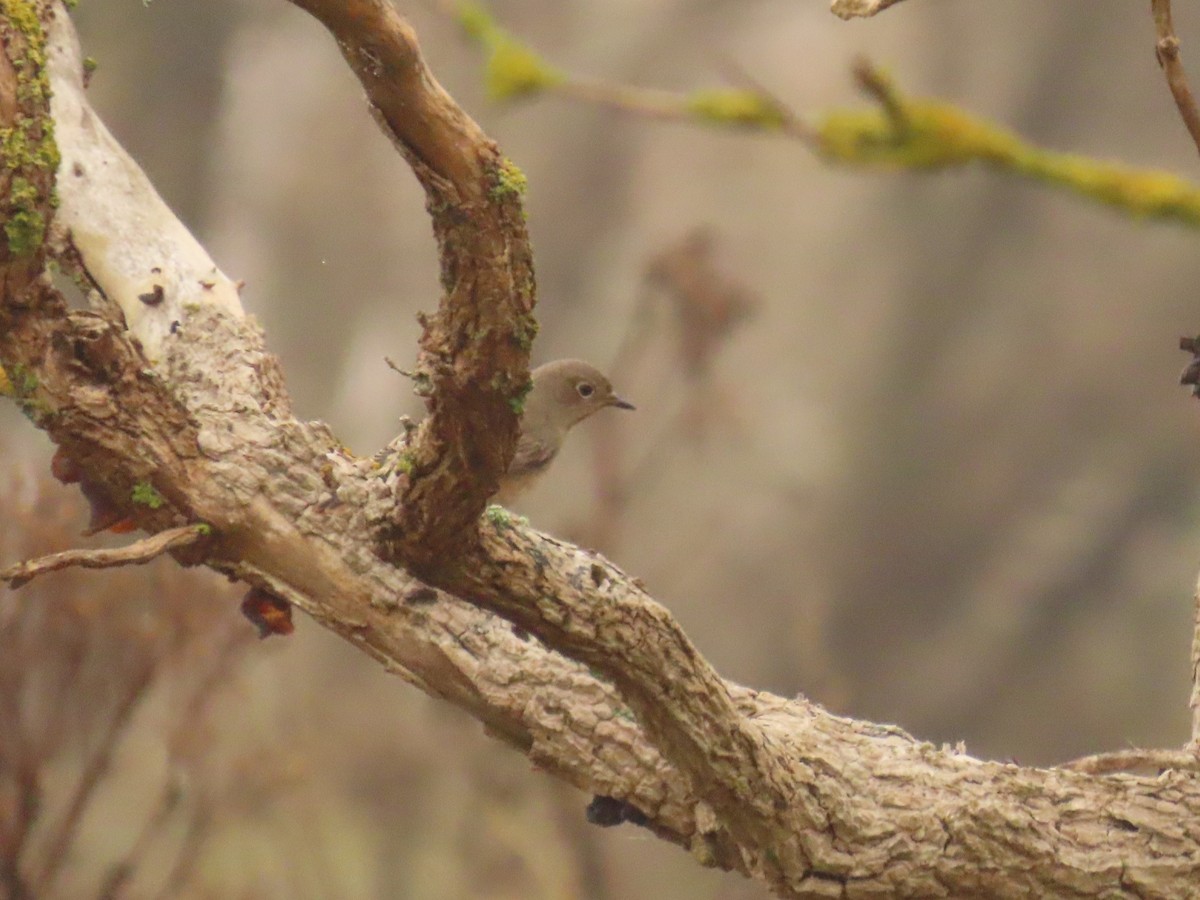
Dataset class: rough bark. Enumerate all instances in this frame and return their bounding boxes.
[1,3,1200,898]
[288,0,539,569]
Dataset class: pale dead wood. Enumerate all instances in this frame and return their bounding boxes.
[1,4,1200,899]
[1153,0,1200,158]
[830,0,907,21]
[0,525,207,589]
[1063,747,1200,776]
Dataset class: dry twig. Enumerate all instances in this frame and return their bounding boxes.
[1153,0,1200,158]
[1062,747,1200,776]
[6,4,1200,897]
[0,524,209,589]
[830,0,907,19]
[443,4,1200,228]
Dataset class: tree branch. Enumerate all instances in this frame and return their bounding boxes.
[440,5,1200,230]
[1152,0,1200,159]
[2,4,1200,898]
[830,0,907,19]
[0,524,208,588]
[287,0,537,569]
[1063,747,1200,776]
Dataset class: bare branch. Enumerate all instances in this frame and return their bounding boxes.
[1153,0,1200,158]
[440,1,810,142]
[47,0,243,359]
[440,5,1200,229]
[284,2,796,869]
[288,0,535,567]
[32,659,155,894]
[1062,747,1200,775]
[0,525,208,589]
[830,0,907,19]
[852,57,910,136]
[4,5,1200,898]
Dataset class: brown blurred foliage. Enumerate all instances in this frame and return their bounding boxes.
[0,463,268,898]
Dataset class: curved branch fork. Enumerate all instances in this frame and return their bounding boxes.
[290,0,537,566]
[2,4,1200,898]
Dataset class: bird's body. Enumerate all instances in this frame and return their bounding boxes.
[495,359,633,505]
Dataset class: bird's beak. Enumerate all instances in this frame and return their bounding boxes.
[610,396,636,411]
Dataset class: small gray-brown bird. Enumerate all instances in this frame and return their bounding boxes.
[495,359,634,505]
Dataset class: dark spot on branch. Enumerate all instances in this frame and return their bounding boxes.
[404,585,439,606]
[138,284,164,306]
[586,795,649,828]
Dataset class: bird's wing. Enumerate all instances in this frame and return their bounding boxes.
[495,437,559,505]
[508,437,558,478]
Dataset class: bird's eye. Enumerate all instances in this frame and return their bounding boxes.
[576,382,595,399]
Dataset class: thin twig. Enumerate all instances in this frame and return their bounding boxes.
[1152,0,1200,158]
[0,755,39,900]
[552,79,699,123]
[852,58,910,137]
[96,625,252,897]
[34,660,156,894]
[0,524,208,589]
[1061,747,1200,775]
[716,57,819,147]
[96,775,183,899]
[152,802,211,900]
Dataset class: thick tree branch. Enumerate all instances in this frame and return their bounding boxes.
[290,2,804,877]
[2,4,1200,898]
[49,14,243,362]
[288,0,536,569]
[0,0,55,293]
[449,528,806,886]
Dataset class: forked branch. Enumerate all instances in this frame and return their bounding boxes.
[1,4,1200,898]
[289,0,536,568]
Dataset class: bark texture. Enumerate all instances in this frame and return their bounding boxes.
[1,3,1200,898]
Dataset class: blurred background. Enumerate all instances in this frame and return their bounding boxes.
[4,0,1200,896]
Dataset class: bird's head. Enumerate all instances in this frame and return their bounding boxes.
[530,359,635,431]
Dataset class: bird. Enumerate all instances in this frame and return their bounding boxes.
[495,359,634,505]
